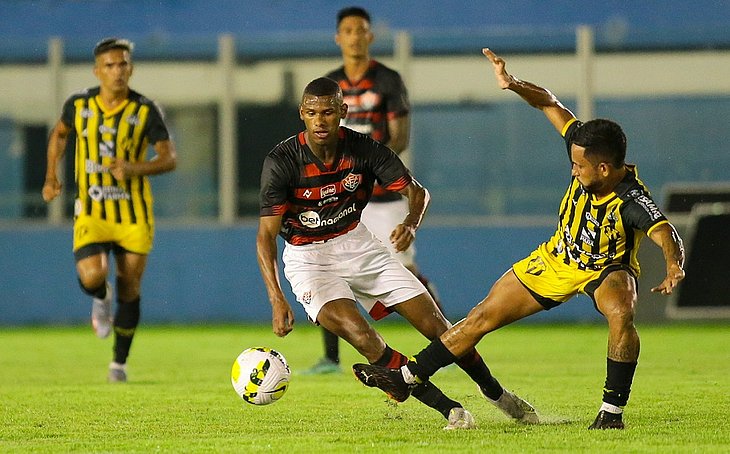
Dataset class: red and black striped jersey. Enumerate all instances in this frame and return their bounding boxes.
[547,119,668,275]
[326,60,409,202]
[61,86,169,225]
[260,127,412,245]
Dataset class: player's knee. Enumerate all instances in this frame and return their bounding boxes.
[77,277,106,297]
[599,294,636,328]
[77,268,106,292]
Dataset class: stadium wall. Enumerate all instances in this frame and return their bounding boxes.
[0,223,620,327]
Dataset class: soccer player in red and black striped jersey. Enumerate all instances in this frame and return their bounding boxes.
[43,38,177,383]
[257,77,505,429]
[307,5,441,377]
[354,49,686,430]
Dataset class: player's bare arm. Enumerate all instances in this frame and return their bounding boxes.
[42,119,71,202]
[256,215,295,337]
[648,223,686,295]
[109,139,177,180]
[391,179,430,252]
[482,47,575,133]
[386,114,410,154]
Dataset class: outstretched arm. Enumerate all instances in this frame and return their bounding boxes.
[256,215,295,336]
[648,222,685,295]
[391,178,430,253]
[482,48,576,133]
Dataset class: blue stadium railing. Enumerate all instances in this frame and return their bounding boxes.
[2,24,729,63]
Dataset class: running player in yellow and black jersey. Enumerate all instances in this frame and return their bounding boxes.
[354,48,686,430]
[43,38,177,383]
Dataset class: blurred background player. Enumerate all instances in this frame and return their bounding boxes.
[43,37,177,382]
[354,48,685,430]
[304,5,441,375]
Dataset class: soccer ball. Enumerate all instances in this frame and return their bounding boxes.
[231,347,290,405]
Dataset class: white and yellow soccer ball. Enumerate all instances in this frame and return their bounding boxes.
[231,347,290,405]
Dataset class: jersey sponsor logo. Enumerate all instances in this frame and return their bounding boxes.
[303,189,313,198]
[126,114,140,125]
[580,227,596,247]
[342,173,362,192]
[80,108,94,118]
[99,140,115,158]
[631,191,663,222]
[85,159,108,174]
[320,184,336,198]
[318,196,339,207]
[344,91,381,112]
[298,203,357,228]
[99,124,117,135]
[88,185,131,202]
[584,211,600,226]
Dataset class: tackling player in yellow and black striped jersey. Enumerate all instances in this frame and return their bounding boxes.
[43,37,176,383]
[352,48,685,431]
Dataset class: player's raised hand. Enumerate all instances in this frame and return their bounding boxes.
[482,48,513,89]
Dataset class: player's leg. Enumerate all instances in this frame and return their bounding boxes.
[107,249,147,382]
[391,271,542,423]
[589,269,639,430]
[75,244,113,338]
[397,270,542,377]
[318,299,472,426]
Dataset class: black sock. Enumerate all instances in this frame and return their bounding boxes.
[411,381,462,419]
[375,345,460,419]
[407,338,457,381]
[113,297,140,364]
[79,279,107,299]
[322,328,339,363]
[456,349,503,400]
[602,358,637,408]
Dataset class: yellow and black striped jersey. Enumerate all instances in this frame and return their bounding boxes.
[547,119,668,276]
[61,86,169,225]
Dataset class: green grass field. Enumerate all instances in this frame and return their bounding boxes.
[1,322,728,453]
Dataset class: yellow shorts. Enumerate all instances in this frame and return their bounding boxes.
[73,215,154,255]
[512,242,634,309]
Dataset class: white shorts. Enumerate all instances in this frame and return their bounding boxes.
[283,222,427,324]
[360,198,415,267]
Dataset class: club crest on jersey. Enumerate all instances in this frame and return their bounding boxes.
[342,173,362,192]
[358,90,380,110]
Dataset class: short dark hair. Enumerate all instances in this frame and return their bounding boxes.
[337,6,370,28]
[572,119,627,167]
[93,37,134,57]
[303,77,342,98]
